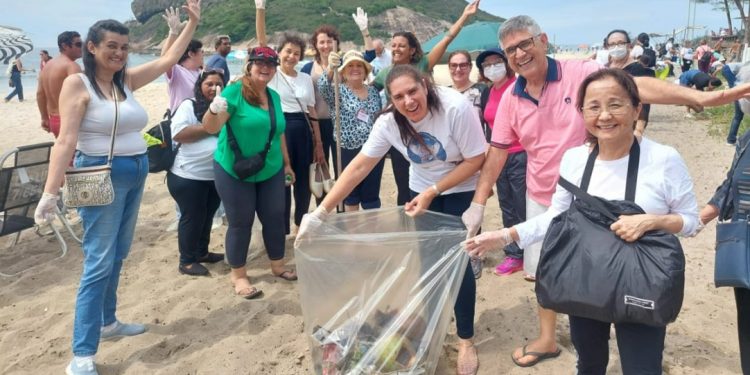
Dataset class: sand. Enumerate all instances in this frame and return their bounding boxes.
[0,66,744,374]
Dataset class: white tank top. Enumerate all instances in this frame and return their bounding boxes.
[76,73,149,156]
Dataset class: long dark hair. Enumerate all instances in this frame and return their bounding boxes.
[385,64,442,149]
[392,31,423,65]
[193,70,224,120]
[82,19,129,99]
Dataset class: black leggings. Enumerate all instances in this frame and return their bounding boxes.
[411,189,476,339]
[495,151,527,259]
[737,287,750,374]
[213,162,286,268]
[166,172,221,264]
[284,112,313,232]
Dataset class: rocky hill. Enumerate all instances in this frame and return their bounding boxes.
[126,0,503,51]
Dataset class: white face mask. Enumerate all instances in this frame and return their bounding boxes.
[608,45,628,60]
[484,63,506,82]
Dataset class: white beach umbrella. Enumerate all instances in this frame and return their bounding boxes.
[0,25,33,65]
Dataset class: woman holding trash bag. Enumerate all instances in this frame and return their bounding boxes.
[32,2,202,374]
[202,46,298,299]
[698,128,750,374]
[317,50,383,211]
[371,0,481,207]
[298,64,487,375]
[465,69,699,374]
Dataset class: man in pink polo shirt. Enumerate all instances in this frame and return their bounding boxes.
[463,15,750,368]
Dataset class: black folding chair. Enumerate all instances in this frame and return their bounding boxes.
[0,142,75,276]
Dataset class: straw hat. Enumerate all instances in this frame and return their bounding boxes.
[338,50,372,76]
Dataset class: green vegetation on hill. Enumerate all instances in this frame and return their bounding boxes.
[129,0,503,47]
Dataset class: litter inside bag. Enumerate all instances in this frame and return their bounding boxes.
[295,207,468,375]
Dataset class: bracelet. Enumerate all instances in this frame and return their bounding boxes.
[431,184,441,196]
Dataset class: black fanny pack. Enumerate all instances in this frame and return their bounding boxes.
[226,89,277,180]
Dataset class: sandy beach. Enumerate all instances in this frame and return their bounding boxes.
[0,65,744,374]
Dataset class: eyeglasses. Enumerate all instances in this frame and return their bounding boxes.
[252,60,277,69]
[607,41,628,48]
[449,62,471,70]
[505,35,540,56]
[481,61,504,69]
[581,103,632,118]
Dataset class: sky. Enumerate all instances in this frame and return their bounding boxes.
[0,0,737,48]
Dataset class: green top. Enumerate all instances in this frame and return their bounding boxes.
[214,82,286,182]
[372,56,430,91]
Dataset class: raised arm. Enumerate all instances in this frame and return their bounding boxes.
[635,76,750,108]
[159,7,184,58]
[255,0,267,47]
[127,0,200,91]
[352,7,373,51]
[425,0,480,70]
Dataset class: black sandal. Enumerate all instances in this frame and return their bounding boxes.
[197,252,225,264]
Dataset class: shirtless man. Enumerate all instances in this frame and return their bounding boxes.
[36,31,82,137]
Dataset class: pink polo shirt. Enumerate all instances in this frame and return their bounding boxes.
[491,58,600,206]
[167,64,200,114]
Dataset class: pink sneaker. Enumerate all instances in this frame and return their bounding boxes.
[494,257,523,276]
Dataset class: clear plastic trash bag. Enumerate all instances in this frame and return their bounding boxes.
[295,207,469,375]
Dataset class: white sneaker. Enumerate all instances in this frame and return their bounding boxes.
[166,218,179,232]
[66,357,98,375]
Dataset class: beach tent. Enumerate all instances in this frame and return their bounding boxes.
[422,21,502,56]
[0,25,33,65]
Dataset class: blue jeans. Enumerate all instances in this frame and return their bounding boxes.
[72,152,148,356]
[728,100,744,144]
[4,72,23,102]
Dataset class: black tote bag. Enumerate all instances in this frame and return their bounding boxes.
[535,140,686,327]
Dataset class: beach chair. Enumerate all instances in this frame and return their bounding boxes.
[0,142,71,276]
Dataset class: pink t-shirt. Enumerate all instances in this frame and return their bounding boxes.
[491,58,600,206]
[167,64,200,113]
[484,76,523,154]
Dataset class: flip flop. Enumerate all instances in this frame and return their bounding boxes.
[236,286,264,300]
[274,270,298,281]
[511,345,561,368]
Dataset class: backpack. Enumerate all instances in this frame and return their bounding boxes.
[642,47,657,68]
[145,107,181,173]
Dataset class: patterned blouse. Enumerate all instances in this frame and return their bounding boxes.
[318,74,382,150]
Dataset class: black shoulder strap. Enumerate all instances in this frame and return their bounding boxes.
[719,139,750,216]
[558,177,619,222]
[225,89,277,159]
[579,139,640,202]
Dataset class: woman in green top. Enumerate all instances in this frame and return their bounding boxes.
[202,47,297,300]
[371,0,481,207]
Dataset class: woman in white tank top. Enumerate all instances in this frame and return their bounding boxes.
[33,2,202,374]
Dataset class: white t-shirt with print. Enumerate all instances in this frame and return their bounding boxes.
[361,87,486,195]
[269,70,316,113]
[169,99,218,181]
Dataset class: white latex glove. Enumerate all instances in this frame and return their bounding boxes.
[254,0,266,10]
[34,192,59,225]
[294,206,330,249]
[461,202,485,239]
[464,228,512,258]
[352,7,369,31]
[209,86,227,114]
[162,7,183,35]
[328,51,342,69]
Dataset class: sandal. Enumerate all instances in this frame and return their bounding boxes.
[274,270,298,281]
[511,345,561,367]
[233,278,263,299]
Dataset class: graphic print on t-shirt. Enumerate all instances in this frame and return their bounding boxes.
[407,132,447,164]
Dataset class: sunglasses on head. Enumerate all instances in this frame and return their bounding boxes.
[199,68,225,80]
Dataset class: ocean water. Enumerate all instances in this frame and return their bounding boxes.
[2,49,257,97]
